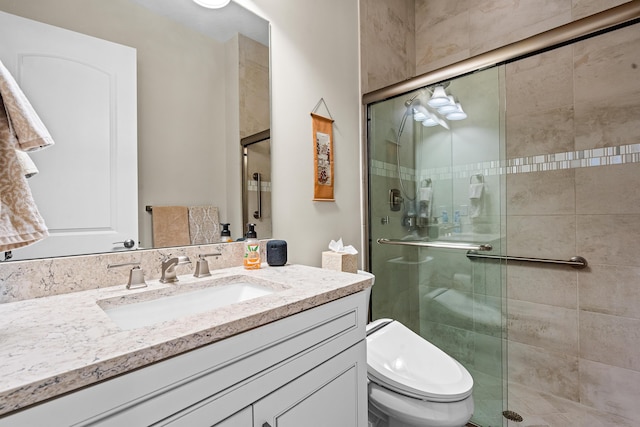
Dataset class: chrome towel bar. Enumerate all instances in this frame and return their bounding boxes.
[466,251,588,269]
[377,238,493,252]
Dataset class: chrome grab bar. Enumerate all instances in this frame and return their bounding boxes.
[253,172,262,219]
[377,238,493,252]
[466,251,588,269]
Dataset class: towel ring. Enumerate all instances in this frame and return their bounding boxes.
[421,178,432,188]
[470,174,484,184]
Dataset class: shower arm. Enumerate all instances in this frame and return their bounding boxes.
[377,238,492,252]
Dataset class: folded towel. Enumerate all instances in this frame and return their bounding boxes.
[0,60,54,152]
[419,187,433,202]
[15,149,38,178]
[188,206,220,245]
[0,101,48,251]
[469,183,484,199]
[151,206,190,248]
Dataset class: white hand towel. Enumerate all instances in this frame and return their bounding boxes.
[469,183,484,199]
[419,187,433,202]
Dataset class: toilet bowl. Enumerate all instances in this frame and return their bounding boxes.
[359,271,474,427]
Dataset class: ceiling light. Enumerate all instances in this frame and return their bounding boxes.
[427,85,450,108]
[446,103,467,120]
[193,0,231,9]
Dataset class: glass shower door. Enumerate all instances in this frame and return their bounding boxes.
[367,67,506,426]
[242,130,272,239]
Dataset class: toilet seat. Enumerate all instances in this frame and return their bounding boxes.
[366,319,473,403]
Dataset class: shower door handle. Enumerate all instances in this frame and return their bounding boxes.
[253,172,262,219]
[377,238,492,252]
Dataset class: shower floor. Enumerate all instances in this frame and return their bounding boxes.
[506,382,635,426]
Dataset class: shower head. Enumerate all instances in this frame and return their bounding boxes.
[403,89,426,110]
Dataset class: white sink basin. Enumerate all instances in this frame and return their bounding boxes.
[99,276,281,330]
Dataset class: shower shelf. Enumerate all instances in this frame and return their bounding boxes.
[376,238,492,252]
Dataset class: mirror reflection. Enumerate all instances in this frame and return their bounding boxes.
[0,0,270,261]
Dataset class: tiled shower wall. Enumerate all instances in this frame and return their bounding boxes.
[504,23,640,423]
[360,0,639,424]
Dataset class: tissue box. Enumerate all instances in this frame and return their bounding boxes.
[322,251,357,274]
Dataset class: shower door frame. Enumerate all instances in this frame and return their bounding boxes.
[360,1,640,269]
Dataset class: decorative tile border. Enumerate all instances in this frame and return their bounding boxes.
[371,143,640,181]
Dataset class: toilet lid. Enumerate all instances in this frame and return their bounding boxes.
[367,320,473,402]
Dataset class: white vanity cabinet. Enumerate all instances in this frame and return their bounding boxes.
[0,291,368,427]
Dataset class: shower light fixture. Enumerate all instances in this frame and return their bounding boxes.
[412,105,429,122]
[193,0,231,8]
[446,103,467,120]
[427,85,450,108]
[437,96,458,115]
[421,114,439,127]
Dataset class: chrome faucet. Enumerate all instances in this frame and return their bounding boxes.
[160,256,191,283]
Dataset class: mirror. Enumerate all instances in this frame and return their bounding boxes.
[0,0,270,261]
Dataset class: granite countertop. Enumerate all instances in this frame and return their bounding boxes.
[0,264,371,416]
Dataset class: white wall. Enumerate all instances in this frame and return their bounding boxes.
[237,0,363,267]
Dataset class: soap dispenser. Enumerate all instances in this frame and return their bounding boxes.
[243,223,260,270]
[220,223,232,243]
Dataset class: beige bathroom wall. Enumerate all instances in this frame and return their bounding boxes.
[238,0,362,268]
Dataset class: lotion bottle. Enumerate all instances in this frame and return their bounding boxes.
[243,223,260,270]
[220,223,232,243]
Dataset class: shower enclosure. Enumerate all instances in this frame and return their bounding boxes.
[365,4,640,426]
[367,67,506,427]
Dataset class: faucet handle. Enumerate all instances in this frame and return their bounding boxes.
[127,266,148,290]
[107,262,147,290]
[193,253,222,278]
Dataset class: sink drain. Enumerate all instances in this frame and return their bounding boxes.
[502,410,524,422]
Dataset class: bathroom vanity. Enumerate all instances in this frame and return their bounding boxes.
[0,264,371,426]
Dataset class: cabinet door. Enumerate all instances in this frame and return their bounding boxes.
[253,342,366,427]
[213,407,252,427]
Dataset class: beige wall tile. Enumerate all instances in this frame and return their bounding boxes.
[579,264,640,319]
[576,164,640,215]
[508,299,578,355]
[573,25,640,150]
[505,46,573,118]
[580,359,640,421]
[468,0,572,55]
[507,169,575,216]
[415,8,470,75]
[506,105,575,158]
[572,0,632,20]
[360,0,415,93]
[507,264,577,309]
[580,311,640,371]
[576,214,640,266]
[574,96,640,150]
[574,25,640,106]
[508,341,579,401]
[507,215,576,260]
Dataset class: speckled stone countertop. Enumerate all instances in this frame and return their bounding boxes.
[0,264,371,416]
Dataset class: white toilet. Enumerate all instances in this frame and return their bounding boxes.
[359,271,474,427]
